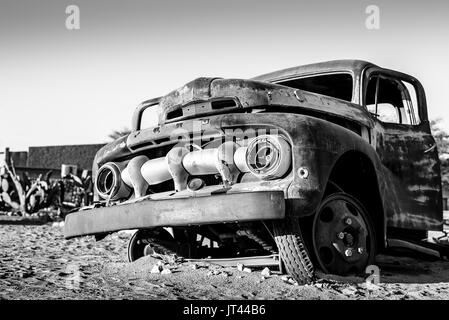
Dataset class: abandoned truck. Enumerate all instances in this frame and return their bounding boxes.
[64,60,443,283]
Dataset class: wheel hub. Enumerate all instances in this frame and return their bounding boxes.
[341,230,355,247]
[312,193,374,275]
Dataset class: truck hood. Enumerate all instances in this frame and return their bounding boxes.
[97,77,374,166]
[138,77,374,129]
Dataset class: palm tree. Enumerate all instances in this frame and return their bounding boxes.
[108,127,131,141]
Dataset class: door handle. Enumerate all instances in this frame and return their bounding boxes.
[424,143,436,154]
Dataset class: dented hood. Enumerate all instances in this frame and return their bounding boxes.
[99,77,374,166]
[139,77,374,129]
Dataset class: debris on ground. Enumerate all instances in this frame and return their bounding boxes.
[51,221,65,228]
[161,268,172,275]
[189,263,198,270]
[341,287,357,296]
[151,265,162,274]
[261,267,271,277]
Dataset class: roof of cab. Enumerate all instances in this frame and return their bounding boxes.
[252,59,378,83]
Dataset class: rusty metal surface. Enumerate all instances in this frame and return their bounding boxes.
[186,254,280,268]
[64,191,285,239]
[374,122,442,230]
[78,59,443,244]
[252,59,375,84]
[153,77,374,128]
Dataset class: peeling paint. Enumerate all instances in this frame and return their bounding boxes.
[70,60,443,240]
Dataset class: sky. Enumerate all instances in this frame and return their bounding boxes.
[1,0,449,151]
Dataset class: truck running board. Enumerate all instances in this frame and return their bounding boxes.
[387,238,449,259]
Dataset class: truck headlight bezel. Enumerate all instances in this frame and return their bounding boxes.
[95,162,132,200]
[245,135,291,180]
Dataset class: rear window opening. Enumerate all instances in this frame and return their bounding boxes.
[277,73,353,102]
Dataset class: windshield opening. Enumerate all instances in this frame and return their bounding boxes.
[140,104,160,129]
[276,73,353,102]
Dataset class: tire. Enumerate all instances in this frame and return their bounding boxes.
[127,227,197,262]
[311,192,377,276]
[127,228,177,262]
[273,216,315,284]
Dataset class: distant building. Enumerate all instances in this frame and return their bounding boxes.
[2,144,105,180]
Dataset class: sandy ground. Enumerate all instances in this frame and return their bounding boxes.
[1,216,449,300]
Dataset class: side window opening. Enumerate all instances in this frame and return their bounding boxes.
[365,75,420,125]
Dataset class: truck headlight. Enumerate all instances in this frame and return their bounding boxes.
[95,162,132,200]
[244,135,291,180]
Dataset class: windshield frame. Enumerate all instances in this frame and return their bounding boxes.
[132,97,162,131]
[272,71,356,104]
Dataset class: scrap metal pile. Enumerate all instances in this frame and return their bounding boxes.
[0,163,92,217]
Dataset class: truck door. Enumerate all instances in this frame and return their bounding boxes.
[364,70,442,231]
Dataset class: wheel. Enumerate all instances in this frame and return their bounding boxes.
[273,217,315,284]
[127,228,177,262]
[312,192,376,275]
[127,228,198,262]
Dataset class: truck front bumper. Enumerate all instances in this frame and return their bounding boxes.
[64,191,285,239]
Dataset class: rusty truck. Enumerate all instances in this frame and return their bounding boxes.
[64,60,444,283]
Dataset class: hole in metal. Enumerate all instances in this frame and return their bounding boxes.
[346,202,359,216]
[320,207,334,223]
